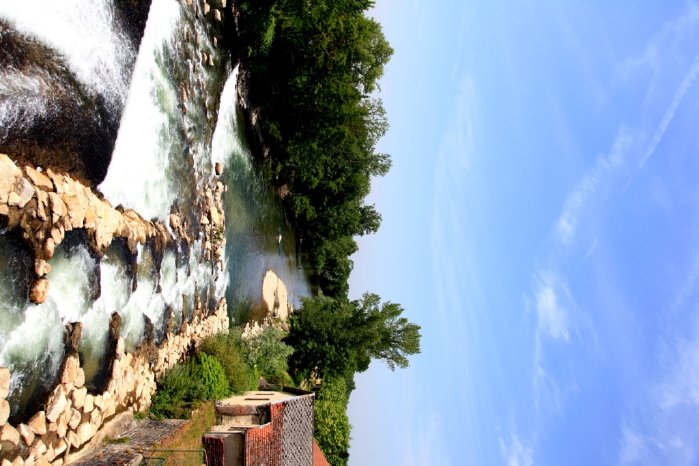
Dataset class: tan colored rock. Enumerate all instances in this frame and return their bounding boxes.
[0,367,9,399]
[1,423,20,448]
[53,438,67,457]
[0,398,9,426]
[74,368,85,389]
[204,2,210,14]
[44,238,55,259]
[18,423,34,446]
[48,192,65,219]
[89,408,102,427]
[214,9,222,21]
[24,166,53,191]
[30,278,49,305]
[28,411,46,436]
[67,408,80,431]
[71,388,86,410]
[66,430,79,450]
[34,259,51,277]
[60,356,79,385]
[45,386,67,423]
[76,422,96,446]
[56,416,67,438]
[208,54,214,67]
[83,395,94,413]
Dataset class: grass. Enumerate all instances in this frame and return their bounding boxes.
[152,401,217,466]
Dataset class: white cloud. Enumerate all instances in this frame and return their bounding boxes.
[638,56,699,168]
[554,128,633,245]
[500,433,534,466]
[534,274,570,342]
[619,424,650,464]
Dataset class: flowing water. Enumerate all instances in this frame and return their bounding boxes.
[0,0,309,422]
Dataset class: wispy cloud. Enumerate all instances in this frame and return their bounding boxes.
[402,414,451,466]
[555,128,632,245]
[500,433,534,466]
[639,56,699,168]
[533,273,570,342]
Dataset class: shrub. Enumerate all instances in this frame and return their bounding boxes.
[314,377,351,466]
[199,331,258,394]
[149,354,230,419]
[242,326,294,381]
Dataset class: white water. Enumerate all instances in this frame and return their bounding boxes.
[0,244,95,394]
[99,0,182,221]
[0,0,134,112]
[211,66,250,173]
[0,0,232,409]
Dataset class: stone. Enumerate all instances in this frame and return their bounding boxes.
[0,399,9,426]
[71,388,86,410]
[7,192,21,206]
[34,259,51,277]
[29,278,49,305]
[0,367,9,399]
[93,395,103,411]
[204,2,210,14]
[74,368,85,388]
[56,416,67,438]
[208,54,214,67]
[67,409,80,431]
[45,387,67,423]
[24,166,53,191]
[83,395,94,413]
[66,431,79,449]
[60,356,79,385]
[1,424,20,449]
[89,408,102,427]
[28,412,46,436]
[76,422,97,446]
[53,439,66,457]
[18,423,34,446]
[44,239,55,259]
[48,192,65,219]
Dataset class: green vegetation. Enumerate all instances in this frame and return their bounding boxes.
[235,0,393,297]
[149,327,294,420]
[149,353,230,419]
[199,330,259,394]
[156,401,217,466]
[240,326,294,382]
[286,293,421,465]
[314,377,352,466]
[286,293,422,381]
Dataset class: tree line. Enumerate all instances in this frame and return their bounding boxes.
[232,2,421,464]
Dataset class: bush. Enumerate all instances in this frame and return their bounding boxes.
[199,331,258,394]
[242,326,294,381]
[149,354,230,419]
[314,377,351,466]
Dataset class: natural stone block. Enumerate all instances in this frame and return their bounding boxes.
[71,388,86,410]
[0,367,9,399]
[0,399,9,426]
[28,412,47,436]
[45,386,67,423]
[60,356,79,385]
[1,424,20,449]
[83,395,94,413]
[17,423,34,446]
[67,409,80,431]
[76,422,96,446]
[74,368,85,389]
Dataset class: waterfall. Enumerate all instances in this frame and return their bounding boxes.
[0,0,134,112]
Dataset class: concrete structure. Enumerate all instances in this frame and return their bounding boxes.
[203,388,329,466]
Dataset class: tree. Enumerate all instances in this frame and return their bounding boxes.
[286,293,421,378]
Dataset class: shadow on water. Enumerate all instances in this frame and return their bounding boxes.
[221,102,312,325]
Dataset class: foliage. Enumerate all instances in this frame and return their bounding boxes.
[149,354,230,420]
[241,326,294,381]
[286,293,421,379]
[235,0,394,297]
[157,401,217,466]
[199,331,259,394]
[314,377,351,466]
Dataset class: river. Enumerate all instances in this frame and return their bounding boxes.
[0,0,309,422]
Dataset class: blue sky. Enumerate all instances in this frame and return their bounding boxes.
[348,1,699,464]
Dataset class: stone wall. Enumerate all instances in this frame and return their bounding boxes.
[0,299,229,466]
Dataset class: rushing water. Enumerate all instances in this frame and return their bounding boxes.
[0,0,309,422]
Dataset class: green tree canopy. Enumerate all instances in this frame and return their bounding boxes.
[286,293,421,378]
